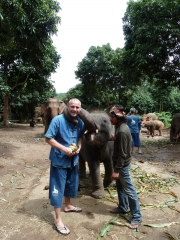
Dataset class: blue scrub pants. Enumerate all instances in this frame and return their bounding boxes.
[131,133,141,147]
[49,163,79,208]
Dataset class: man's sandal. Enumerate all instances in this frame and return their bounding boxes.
[129,221,141,230]
[64,206,82,213]
[53,224,70,235]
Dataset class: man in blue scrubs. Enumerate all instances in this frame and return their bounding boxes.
[127,108,142,154]
[45,98,84,235]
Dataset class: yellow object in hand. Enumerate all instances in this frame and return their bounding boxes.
[69,143,79,152]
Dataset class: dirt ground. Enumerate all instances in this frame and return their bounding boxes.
[0,123,180,240]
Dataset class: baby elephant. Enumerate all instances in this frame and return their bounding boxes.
[142,120,164,137]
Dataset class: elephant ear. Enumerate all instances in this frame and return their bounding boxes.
[78,108,97,133]
[63,106,78,125]
[58,101,66,115]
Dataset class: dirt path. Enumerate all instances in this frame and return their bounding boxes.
[0,124,180,240]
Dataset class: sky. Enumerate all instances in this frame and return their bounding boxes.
[51,0,129,93]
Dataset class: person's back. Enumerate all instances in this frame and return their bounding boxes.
[126,108,142,154]
[127,115,141,133]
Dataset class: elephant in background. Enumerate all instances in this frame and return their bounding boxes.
[142,120,164,137]
[141,113,159,135]
[34,106,44,123]
[170,114,180,142]
[78,109,114,199]
[142,113,158,122]
[42,98,66,133]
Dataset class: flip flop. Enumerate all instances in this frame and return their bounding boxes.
[53,224,70,235]
[129,221,141,230]
[64,206,82,213]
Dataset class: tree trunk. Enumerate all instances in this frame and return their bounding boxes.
[3,94,9,126]
[159,99,163,113]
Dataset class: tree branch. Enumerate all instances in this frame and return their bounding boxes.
[11,73,30,91]
[9,73,30,105]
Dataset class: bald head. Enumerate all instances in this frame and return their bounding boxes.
[67,98,81,117]
[68,98,81,106]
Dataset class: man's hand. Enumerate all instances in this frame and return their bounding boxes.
[73,147,81,154]
[68,143,81,155]
[110,134,115,141]
[64,147,74,157]
[45,138,80,156]
[111,172,119,180]
[65,144,81,156]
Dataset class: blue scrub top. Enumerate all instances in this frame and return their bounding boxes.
[127,115,141,133]
[45,114,84,168]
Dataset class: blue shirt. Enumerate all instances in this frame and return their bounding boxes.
[126,115,141,133]
[45,114,84,168]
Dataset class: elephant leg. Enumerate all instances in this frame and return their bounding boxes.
[78,154,86,178]
[147,127,150,136]
[152,128,155,137]
[174,131,180,142]
[170,127,175,142]
[88,161,105,199]
[176,133,180,142]
[103,161,113,188]
[149,129,152,137]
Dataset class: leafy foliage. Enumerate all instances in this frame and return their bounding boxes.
[169,88,180,114]
[0,0,61,125]
[126,86,155,114]
[155,112,172,128]
[65,80,180,116]
[75,44,127,108]
[11,82,57,122]
[56,93,66,101]
[122,0,180,89]
[125,83,180,116]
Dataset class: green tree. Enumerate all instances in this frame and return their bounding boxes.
[75,44,131,108]
[56,93,66,101]
[126,83,180,116]
[168,88,180,114]
[126,86,155,114]
[122,0,180,89]
[65,84,86,106]
[0,0,61,126]
[10,81,57,122]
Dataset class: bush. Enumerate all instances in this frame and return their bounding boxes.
[155,112,172,128]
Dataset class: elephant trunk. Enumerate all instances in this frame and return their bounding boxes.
[78,108,97,134]
[63,106,78,125]
[48,107,58,119]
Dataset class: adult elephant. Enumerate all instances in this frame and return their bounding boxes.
[42,98,66,133]
[142,113,158,122]
[170,114,180,142]
[78,109,114,199]
[34,106,43,123]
